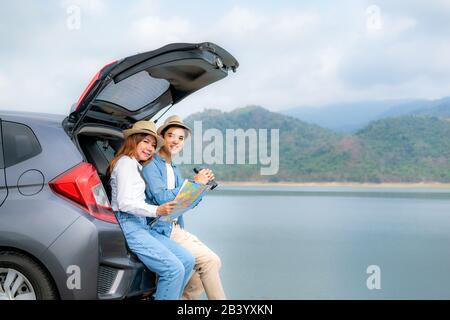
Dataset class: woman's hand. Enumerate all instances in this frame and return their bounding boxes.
[194,169,215,185]
[156,201,177,216]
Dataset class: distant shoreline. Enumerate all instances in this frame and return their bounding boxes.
[219,181,450,189]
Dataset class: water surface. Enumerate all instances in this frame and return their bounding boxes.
[185,186,450,299]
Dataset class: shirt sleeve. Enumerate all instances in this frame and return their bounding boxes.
[142,161,179,205]
[115,158,158,218]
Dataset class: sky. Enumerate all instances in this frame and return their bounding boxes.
[1,0,450,118]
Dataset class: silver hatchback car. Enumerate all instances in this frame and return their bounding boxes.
[0,42,238,300]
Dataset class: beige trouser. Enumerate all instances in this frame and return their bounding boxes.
[170,223,226,300]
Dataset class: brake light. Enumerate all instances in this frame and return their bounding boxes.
[75,60,117,111]
[49,162,117,224]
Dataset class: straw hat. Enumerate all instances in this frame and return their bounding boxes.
[123,120,165,148]
[157,115,192,137]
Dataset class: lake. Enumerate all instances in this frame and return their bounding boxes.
[184,186,450,299]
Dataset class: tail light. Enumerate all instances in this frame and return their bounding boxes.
[49,162,117,224]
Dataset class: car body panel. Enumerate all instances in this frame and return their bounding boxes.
[0,185,83,257]
[0,112,83,185]
[0,170,7,207]
[39,215,99,299]
[40,215,154,299]
[0,111,154,299]
[0,120,7,207]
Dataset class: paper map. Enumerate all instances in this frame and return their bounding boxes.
[159,179,209,222]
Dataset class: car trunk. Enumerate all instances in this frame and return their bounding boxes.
[64,42,239,137]
[74,125,124,199]
[65,42,238,198]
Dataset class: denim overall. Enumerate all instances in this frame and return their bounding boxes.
[115,211,194,300]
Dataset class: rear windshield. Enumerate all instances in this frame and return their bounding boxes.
[95,71,170,111]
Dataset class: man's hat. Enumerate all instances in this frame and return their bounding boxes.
[123,120,165,148]
[157,115,192,137]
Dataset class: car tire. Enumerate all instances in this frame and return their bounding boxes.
[0,251,58,300]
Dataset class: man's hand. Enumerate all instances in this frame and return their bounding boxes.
[194,168,214,185]
[156,200,177,216]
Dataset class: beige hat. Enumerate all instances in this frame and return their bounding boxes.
[123,120,165,148]
[157,115,192,137]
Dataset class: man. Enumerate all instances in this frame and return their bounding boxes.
[142,115,226,300]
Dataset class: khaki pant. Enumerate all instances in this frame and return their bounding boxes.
[170,223,226,300]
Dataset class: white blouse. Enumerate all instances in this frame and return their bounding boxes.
[110,155,158,217]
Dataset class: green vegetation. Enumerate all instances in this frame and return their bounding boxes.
[179,106,450,183]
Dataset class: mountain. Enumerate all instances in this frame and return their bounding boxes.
[410,97,450,118]
[181,106,343,182]
[281,100,401,133]
[282,97,450,133]
[178,106,450,183]
[380,96,450,118]
[354,115,450,182]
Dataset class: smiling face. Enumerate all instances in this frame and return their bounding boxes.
[134,134,157,162]
[162,126,186,155]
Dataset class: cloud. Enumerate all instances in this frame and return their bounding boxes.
[217,6,264,36]
[1,0,450,117]
[129,16,194,50]
[338,8,450,90]
[0,71,11,107]
[214,6,320,48]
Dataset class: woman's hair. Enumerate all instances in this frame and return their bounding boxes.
[107,133,152,176]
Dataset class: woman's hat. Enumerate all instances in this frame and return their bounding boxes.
[123,120,165,148]
[157,115,192,137]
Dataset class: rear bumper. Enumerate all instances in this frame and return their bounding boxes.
[96,218,156,299]
[97,258,156,300]
[41,214,155,300]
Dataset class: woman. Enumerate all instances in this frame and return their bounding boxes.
[142,115,226,300]
[108,120,195,300]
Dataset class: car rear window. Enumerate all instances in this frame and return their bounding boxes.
[2,121,42,167]
[95,70,170,111]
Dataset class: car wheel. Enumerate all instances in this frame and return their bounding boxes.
[0,251,58,300]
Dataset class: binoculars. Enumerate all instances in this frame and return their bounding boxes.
[193,167,218,190]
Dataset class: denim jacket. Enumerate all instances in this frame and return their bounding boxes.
[142,154,187,237]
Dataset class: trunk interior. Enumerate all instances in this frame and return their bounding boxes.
[74,125,124,200]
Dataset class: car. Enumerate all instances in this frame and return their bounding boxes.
[0,42,238,300]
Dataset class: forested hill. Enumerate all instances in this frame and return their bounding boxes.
[178,106,450,183]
